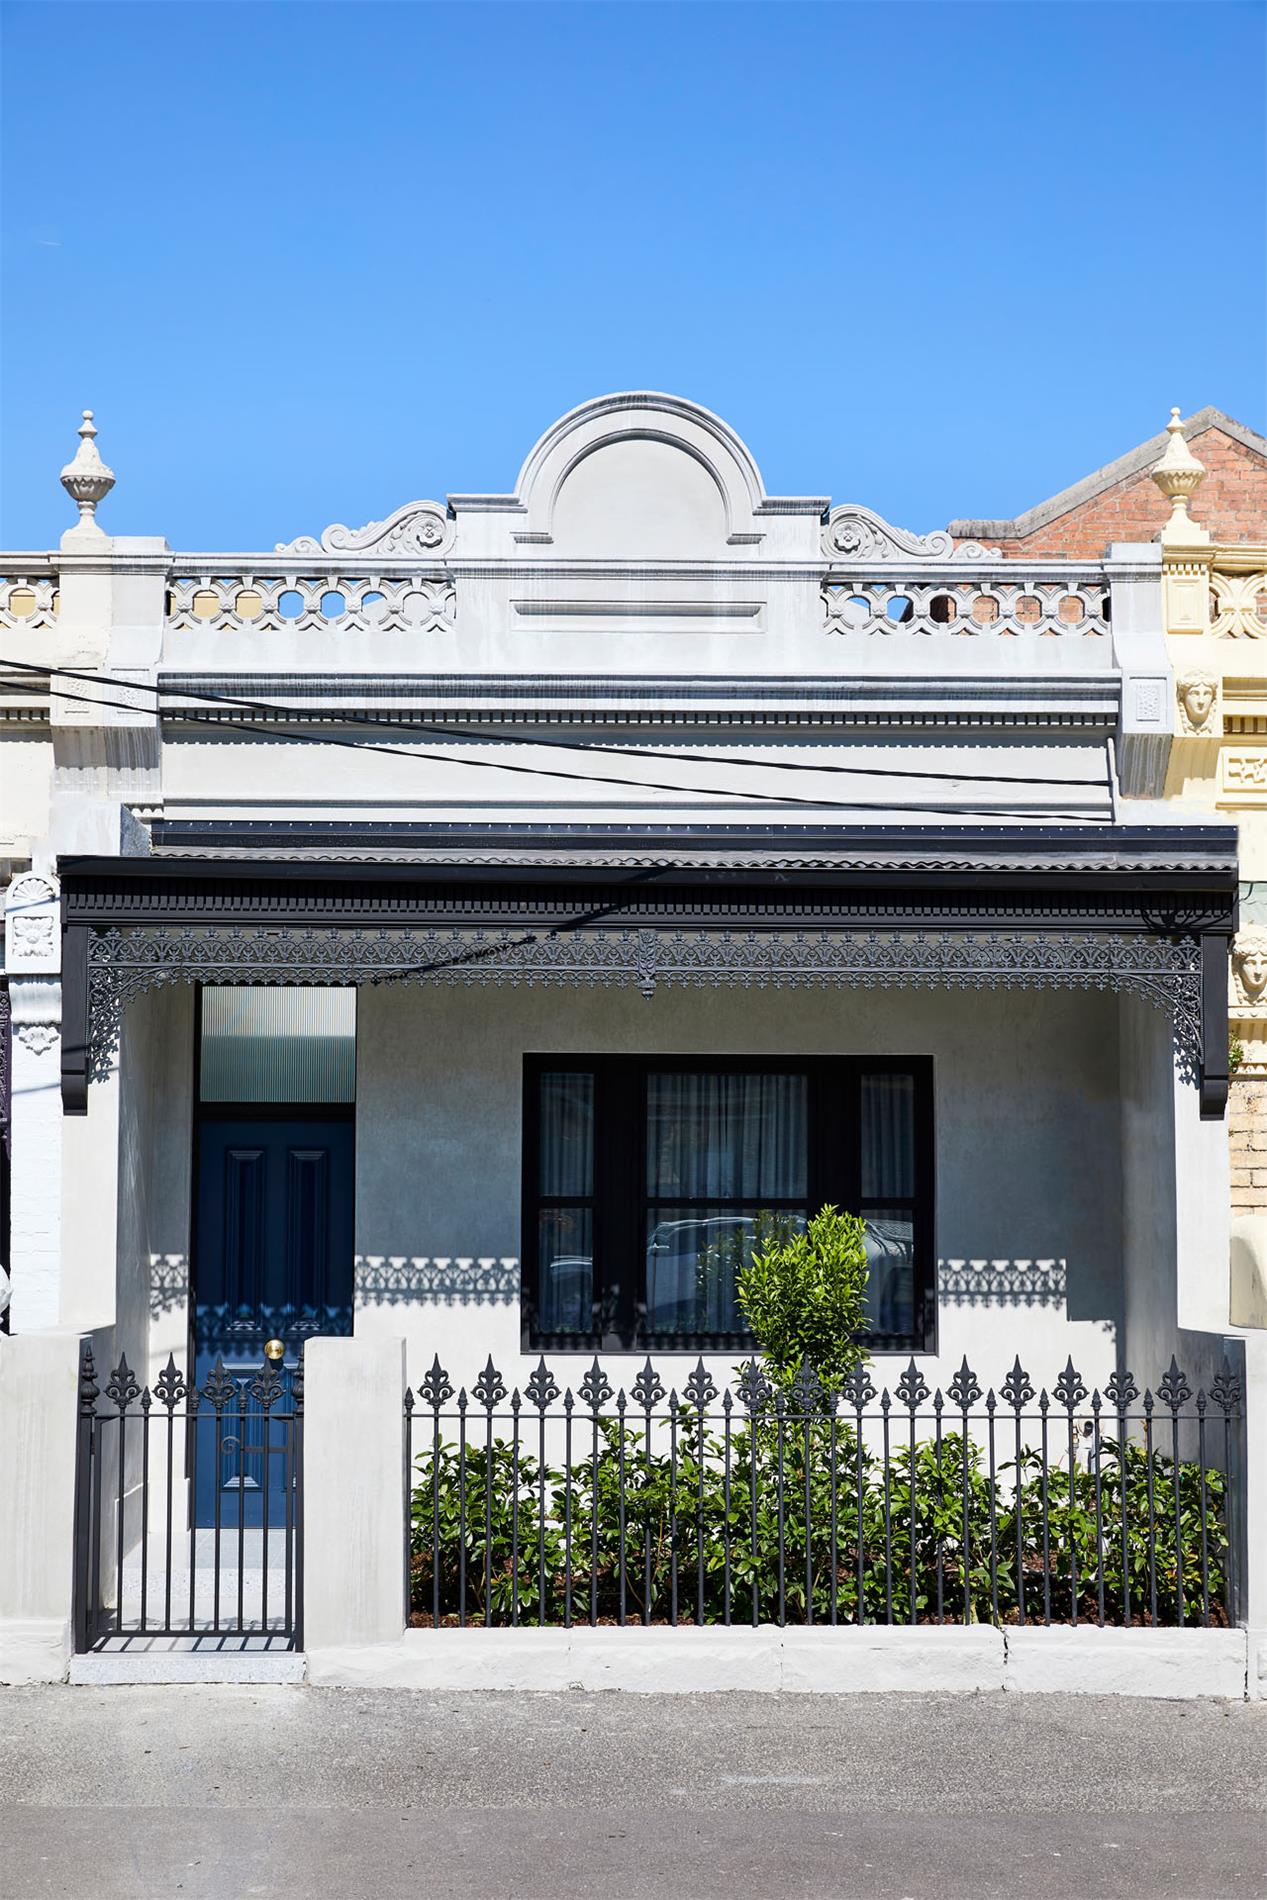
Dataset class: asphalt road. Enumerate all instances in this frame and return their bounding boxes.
[1,1686,1264,1899]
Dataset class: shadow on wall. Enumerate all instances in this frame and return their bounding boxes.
[149,1253,190,1320]
[356,1255,521,1307]
[355,1256,1087,1314]
[937,1257,1067,1308]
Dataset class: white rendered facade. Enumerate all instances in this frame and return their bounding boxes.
[1,394,1264,1646]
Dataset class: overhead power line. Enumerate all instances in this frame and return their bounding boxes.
[0,656,1108,823]
[0,656,1111,789]
[0,660,1118,995]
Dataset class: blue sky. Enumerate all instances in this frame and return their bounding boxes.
[2,0,1264,549]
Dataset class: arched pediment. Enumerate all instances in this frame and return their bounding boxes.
[449,392,827,559]
[547,433,729,557]
[513,394,765,550]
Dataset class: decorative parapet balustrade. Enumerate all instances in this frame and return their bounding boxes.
[161,565,1114,641]
[165,569,456,636]
[1,399,1133,651]
[1211,565,1267,640]
[2,555,1118,643]
[1163,546,1267,643]
[2,399,1160,673]
[0,559,59,633]
[822,575,1110,640]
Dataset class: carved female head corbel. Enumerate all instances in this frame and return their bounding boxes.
[1233,928,1267,1006]
[1177,669,1219,735]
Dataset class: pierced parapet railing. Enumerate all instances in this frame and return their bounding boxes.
[160,562,1111,644]
[73,1346,303,1652]
[405,1352,1243,1631]
[166,571,455,636]
[1211,566,1267,639]
[822,577,1111,640]
[0,564,60,633]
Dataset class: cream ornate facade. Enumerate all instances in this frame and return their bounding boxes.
[1156,413,1267,1267]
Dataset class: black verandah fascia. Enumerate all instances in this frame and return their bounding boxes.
[56,821,1239,1118]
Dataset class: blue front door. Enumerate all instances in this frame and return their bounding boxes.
[193,1115,354,1526]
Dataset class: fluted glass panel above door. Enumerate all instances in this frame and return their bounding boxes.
[199,986,356,1103]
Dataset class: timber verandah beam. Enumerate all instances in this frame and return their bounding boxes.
[55,823,1238,1119]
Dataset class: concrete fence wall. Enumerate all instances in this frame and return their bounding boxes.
[0,1330,81,1683]
[3,1328,1261,1696]
[296,1334,1267,1700]
[302,1335,408,1651]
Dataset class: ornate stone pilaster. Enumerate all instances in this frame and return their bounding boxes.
[4,873,60,977]
[1231,928,1267,1077]
[4,874,63,1330]
[1228,930,1267,1221]
[1163,550,1214,637]
[0,983,9,1317]
[6,980,63,1331]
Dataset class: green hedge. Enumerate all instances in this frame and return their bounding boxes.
[410,1416,1230,1628]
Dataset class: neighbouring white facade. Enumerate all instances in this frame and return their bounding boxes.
[2,394,1266,1667]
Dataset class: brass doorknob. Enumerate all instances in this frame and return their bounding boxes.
[264,1338,285,1363]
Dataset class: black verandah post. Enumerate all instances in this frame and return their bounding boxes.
[72,1343,99,1652]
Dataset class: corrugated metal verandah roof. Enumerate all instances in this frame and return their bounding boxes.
[58,823,1239,1120]
[136,819,1237,879]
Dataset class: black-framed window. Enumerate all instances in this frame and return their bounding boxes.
[522,1055,934,1354]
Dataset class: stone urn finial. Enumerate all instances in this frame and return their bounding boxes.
[59,409,115,540]
[1151,406,1208,545]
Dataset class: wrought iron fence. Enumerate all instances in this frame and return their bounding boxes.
[405,1353,1244,1632]
[73,1346,303,1651]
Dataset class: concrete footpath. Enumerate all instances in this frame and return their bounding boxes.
[1,1685,1265,1899]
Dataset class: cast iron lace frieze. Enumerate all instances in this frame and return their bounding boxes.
[84,922,1205,1085]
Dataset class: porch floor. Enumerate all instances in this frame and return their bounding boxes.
[87,1528,297,1648]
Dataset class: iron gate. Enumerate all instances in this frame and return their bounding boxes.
[73,1344,303,1650]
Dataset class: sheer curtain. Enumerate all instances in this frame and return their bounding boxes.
[646,1072,807,1200]
[537,1072,594,1333]
[539,1072,594,1197]
[645,1073,807,1333]
[860,1072,916,1335]
[860,1072,914,1198]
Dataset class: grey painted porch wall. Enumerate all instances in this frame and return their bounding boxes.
[62,983,193,1371]
[1120,995,1242,1423]
[352,982,1126,1394]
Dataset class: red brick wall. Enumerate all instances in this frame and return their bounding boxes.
[959,429,1267,559]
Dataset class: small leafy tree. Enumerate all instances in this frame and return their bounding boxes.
[736,1203,870,1394]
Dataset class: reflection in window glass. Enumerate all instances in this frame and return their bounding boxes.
[645,1206,805,1335]
[538,1208,593,1334]
[644,1074,808,1334]
[862,1215,915,1338]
